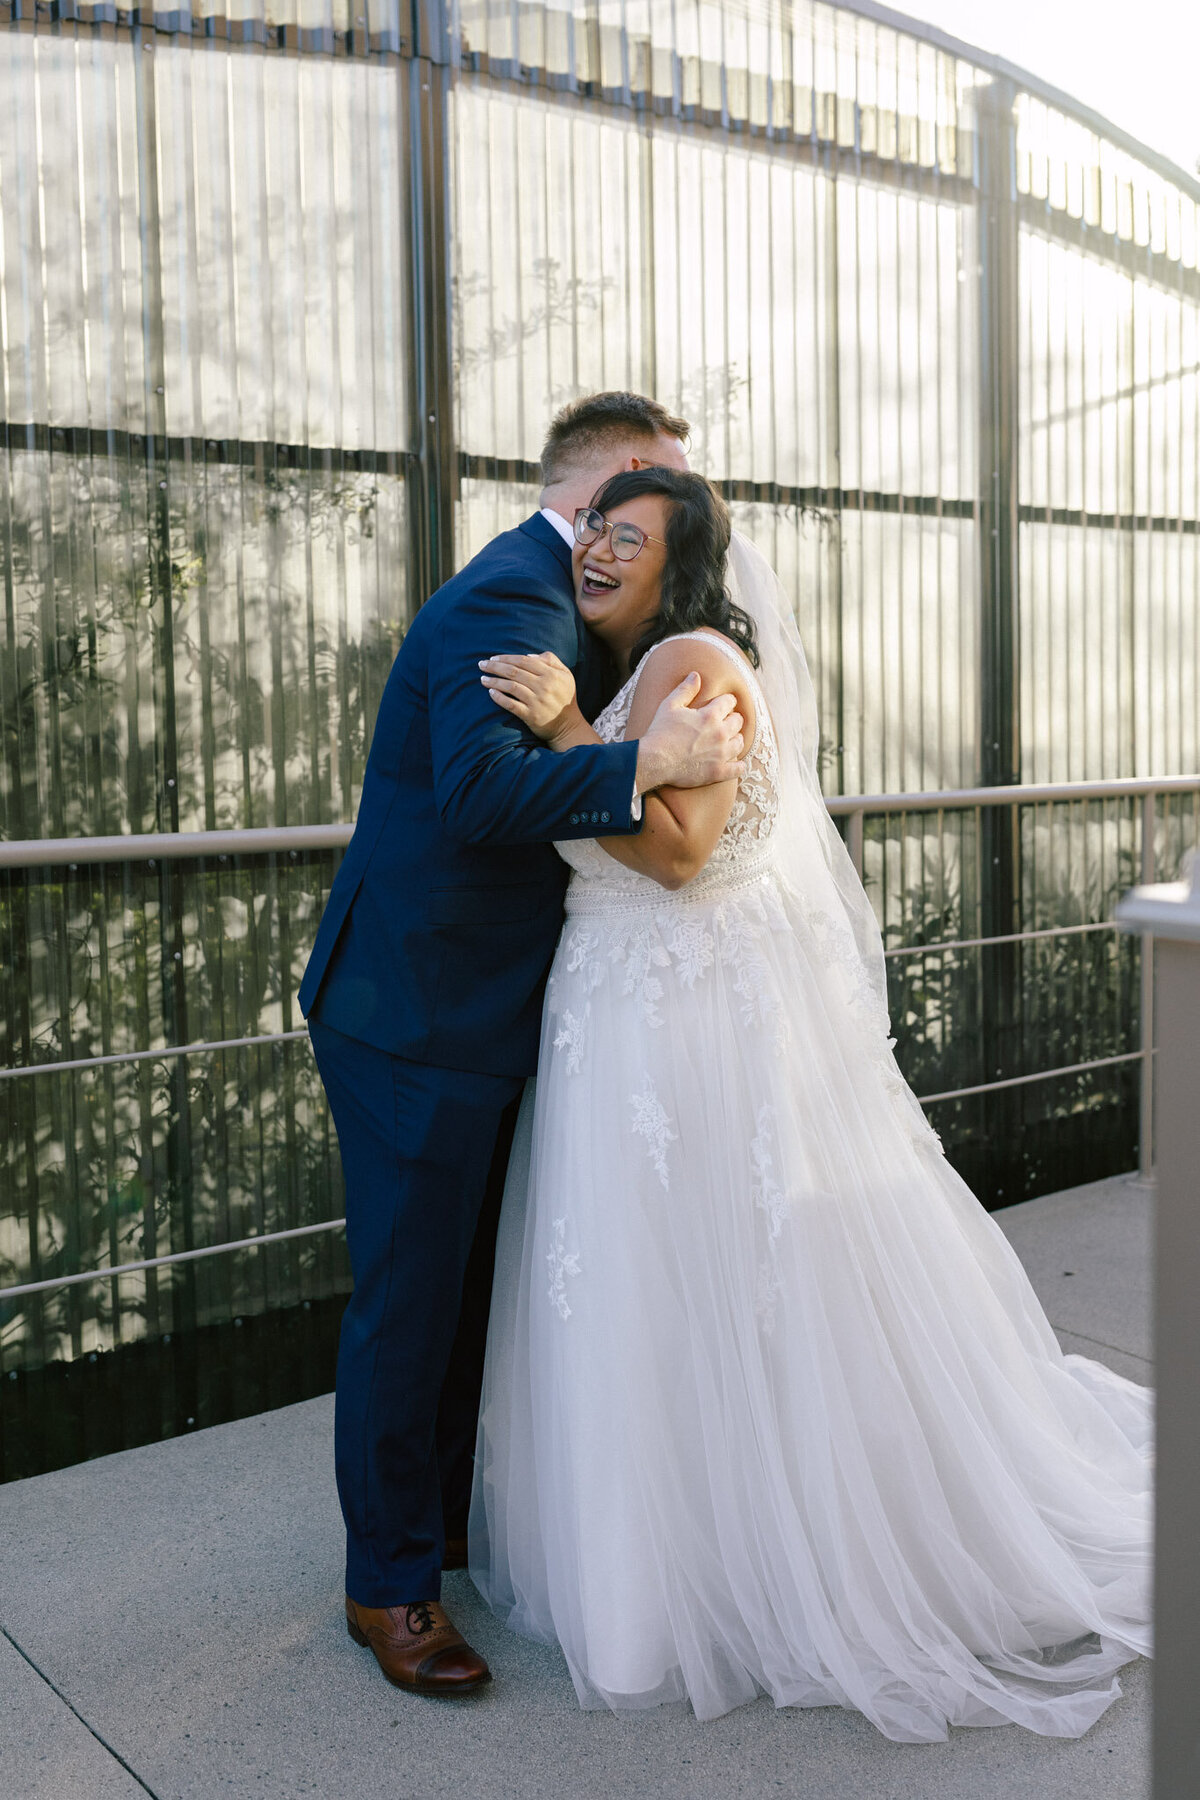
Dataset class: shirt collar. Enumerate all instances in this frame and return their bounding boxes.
[540,506,576,551]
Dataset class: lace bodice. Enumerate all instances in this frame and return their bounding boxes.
[556,631,780,910]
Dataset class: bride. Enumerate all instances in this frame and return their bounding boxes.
[469,467,1152,1743]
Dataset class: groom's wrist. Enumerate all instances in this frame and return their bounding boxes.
[633,737,671,799]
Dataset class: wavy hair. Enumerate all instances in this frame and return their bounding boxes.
[586,467,760,670]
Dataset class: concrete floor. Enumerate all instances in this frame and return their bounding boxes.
[0,1174,1153,1800]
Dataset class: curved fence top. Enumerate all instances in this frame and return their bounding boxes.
[14,0,1196,271]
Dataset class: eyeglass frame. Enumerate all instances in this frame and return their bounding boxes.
[573,507,667,562]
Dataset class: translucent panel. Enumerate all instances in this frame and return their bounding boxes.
[38,0,409,49]
[449,0,980,172]
[834,181,977,499]
[1017,94,1200,271]
[1021,235,1200,521]
[0,38,411,452]
[454,82,977,504]
[837,510,979,794]
[0,38,146,432]
[648,128,831,487]
[457,477,541,566]
[1020,522,1200,780]
[451,85,652,464]
[732,502,978,797]
[0,444,406,841]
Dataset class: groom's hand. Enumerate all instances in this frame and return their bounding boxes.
[634,673,746,796]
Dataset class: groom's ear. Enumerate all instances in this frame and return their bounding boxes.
[629,440,689,473]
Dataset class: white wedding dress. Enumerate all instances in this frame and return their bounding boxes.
[469,538,1152,1742]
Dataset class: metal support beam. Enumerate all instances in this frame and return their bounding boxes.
[1139,792,1157,1177]
[407,55,457,609]
[976,75,1022,1204]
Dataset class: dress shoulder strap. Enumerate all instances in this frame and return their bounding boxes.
[642,629,752,673]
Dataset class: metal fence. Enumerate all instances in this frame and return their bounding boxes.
[4,767,1198,1288]
[3,0,1200,1474]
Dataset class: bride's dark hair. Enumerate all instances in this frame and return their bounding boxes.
[586,467,760,670]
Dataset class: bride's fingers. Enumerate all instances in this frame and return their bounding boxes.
[480,663,551,691]
[480,654,555,677]
[480,650,565,665]
[481,675,540,704]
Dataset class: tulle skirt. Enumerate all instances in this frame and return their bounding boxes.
[469,869,1153,1741]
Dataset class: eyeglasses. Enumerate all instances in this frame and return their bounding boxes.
[573,507,666,562]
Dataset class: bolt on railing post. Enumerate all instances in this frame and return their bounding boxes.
[848,809,865,880]
[1139,790,1156,1179]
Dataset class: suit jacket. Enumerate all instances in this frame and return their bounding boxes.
[298,512,642,1075]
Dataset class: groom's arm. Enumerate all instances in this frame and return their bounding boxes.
[428,575,643,849]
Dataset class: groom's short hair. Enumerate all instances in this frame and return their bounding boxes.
[540,392,691,486]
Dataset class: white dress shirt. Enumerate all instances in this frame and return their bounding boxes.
[540,505,576,549]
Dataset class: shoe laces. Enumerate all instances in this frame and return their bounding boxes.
[404,1601,438,1637]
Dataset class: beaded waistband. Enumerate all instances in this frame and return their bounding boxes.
[563,849,778,917]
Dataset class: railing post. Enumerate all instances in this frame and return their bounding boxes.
[1139,790,1156,1179]
[848,808,864,881]
[407,27,457,609]
[1116,860,1200,1800]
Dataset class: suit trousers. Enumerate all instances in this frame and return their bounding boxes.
[309,1018,524,1605]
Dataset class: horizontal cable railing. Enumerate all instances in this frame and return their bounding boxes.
[0,1029,310,1084]
[0,1219,348,1302]
[0,823,353,870]
[2,772,1196,1301]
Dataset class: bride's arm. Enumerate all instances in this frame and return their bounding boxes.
[481,642,754,891]
[603,640,751,888]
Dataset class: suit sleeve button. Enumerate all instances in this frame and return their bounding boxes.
[568,813,579,826]
[600,811,611,823]
[591,811,600,824]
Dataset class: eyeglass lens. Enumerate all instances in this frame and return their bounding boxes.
[573,509,648,561]
[609,524,646,560]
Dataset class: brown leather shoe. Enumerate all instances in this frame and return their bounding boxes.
[345,1597,491,1696]
[442,1535,469,1571]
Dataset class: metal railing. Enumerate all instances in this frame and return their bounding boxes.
[3,770,1197,1303]
[827,773,1200,1178]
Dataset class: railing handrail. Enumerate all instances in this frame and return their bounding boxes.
[823,774,1200,815]
[0,824,354,869]
[2,775,1198,869]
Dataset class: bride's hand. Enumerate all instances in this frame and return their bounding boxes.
[479,652,583,745]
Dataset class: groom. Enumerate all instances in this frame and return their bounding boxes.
[300,392,746,1696]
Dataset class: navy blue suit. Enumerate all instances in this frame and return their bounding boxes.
[301,513,642,1605]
